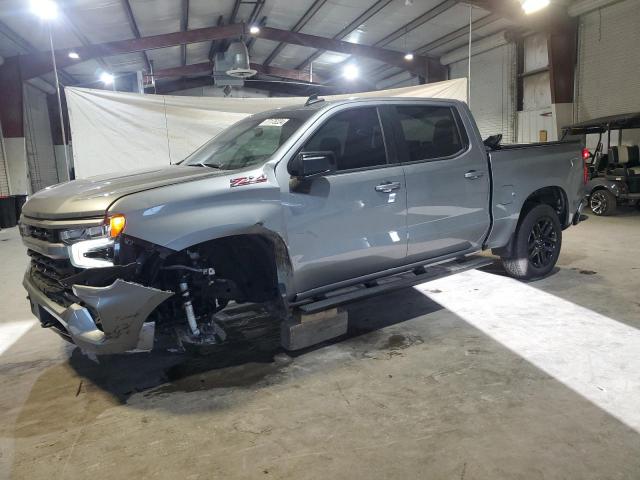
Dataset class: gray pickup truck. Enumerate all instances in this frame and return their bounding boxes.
[19,97,585,355]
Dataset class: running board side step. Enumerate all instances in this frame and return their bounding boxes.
[295,255,494,315]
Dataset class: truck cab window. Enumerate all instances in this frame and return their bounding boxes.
[395,106,463,161]
[183,114,309,170]
[304,107,387,171]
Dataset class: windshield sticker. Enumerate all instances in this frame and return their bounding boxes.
[259,118,289,127]
[230,174,268,188]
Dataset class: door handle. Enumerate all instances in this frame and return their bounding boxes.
[464,170,485,180]
[375,181,401,193]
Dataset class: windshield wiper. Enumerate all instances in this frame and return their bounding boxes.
[193,162,223,169]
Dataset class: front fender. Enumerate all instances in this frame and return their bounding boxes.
[108,168,286,252]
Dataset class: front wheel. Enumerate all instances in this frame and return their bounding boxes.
[501,204,562,280]
[590,189,617,216]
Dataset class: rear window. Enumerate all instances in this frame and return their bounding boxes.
[395,105,464,161]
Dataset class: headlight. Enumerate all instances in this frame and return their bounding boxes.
[60,225,108,244]
[66,214,125,268]
[69,237,115,268]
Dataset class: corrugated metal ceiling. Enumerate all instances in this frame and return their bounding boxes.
[0,0,514,90]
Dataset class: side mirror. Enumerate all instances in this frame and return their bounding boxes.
[288,151,336,179]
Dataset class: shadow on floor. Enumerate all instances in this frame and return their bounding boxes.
[61,287,443,404]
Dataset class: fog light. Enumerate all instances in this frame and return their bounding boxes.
[108,214,126,238]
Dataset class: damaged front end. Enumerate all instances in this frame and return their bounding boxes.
[21,215,259,356]
[21,215,176,355]
[24,274,173,354]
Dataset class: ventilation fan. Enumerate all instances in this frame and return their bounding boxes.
[213,40,257,86]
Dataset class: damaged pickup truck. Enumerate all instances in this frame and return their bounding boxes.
[20,97,586,356]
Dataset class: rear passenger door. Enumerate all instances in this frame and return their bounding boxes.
[282,106,408,296]
[390,103,490,260]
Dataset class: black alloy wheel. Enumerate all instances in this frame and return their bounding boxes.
[528,217,559,269]
[501,203,562,280]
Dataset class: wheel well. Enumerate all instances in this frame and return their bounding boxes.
[521,186,569,228]
[492,186,568,258]
[185,233,291,303]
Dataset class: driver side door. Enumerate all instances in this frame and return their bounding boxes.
[281,105,408,297]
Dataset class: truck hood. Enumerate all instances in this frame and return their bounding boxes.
[22,165,229,220]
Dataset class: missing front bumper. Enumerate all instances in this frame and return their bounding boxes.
[24,273,173,355]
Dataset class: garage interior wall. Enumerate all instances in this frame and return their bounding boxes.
[23,84,60,192]
[449,43,517,143]
[576,0,640,122]
[517,33,556,143]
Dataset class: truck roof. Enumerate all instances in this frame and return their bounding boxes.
[263,96,462,117]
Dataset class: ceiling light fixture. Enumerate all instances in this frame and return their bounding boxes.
[30,0,58,20]
[249,25,260,34]
[343,64,359,81]
[520,0,550,14]
[404,52,414,61]
[100,72,114,85]
[68,51,79,59]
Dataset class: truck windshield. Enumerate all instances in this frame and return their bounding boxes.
[182,111,311,170]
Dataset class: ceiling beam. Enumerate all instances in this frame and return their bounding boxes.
[181,0,190,66]
[120,0,152,72]
[21,23,245,80]
[247,0,265,25]
[296,0,394,70]
[147,61,318,83]
[262,0,328,66]
[255,26,428,75]
[229,0,242,24]
[20,24,427,80]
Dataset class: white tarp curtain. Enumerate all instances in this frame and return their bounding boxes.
[66,78,467,179]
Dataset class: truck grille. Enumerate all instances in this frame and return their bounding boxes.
[21,224,60,243]
[28,250,80,307]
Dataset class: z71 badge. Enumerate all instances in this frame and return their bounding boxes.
[230,174,268,188]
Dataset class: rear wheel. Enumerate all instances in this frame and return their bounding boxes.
[501,204,562,280]
[590,189,617,216]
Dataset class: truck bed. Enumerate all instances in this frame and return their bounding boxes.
[486,140,584,250]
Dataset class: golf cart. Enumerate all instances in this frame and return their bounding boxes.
[563,112,640,216]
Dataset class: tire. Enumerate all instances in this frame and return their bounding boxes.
[501,204,562,280]
[589,189,617,216]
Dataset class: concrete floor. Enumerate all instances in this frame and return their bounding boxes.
[1,209,640,479]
